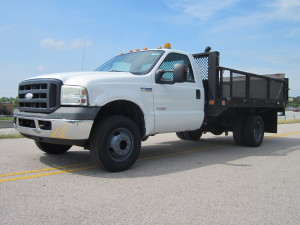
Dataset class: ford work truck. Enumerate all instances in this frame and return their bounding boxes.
[14,44,289,172]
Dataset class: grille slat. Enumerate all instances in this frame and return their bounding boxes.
[18,79,62,113]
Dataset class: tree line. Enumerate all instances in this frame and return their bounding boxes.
[288,96,300,108]
[0,97,18,107]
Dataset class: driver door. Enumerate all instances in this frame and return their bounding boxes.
[153,53,204,133]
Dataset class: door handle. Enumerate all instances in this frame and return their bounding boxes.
[196,89,201,99]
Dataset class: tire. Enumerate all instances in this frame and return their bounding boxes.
[211,127,223,136]
[90,115,141,172]
[243,115,264,147]
[142,136,149,142]
[233,116,246,146]
[176,132,186,140]
[34,140,72,154]
[183,129,203,141]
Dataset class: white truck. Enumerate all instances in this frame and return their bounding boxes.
[14,44,289,172]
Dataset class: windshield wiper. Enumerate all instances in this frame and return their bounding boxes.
[108,70,123,72]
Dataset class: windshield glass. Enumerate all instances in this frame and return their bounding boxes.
[95,50,164,75]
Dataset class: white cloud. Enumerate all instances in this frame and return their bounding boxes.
[40,37,92,50]
[40,39,65,49]
[166,0,239,21]
[203,0,300,33]
[270,0,300,21]
[37,65,47,72]
[166,0,300,32]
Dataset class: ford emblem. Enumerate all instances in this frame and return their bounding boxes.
[25,93,33,100]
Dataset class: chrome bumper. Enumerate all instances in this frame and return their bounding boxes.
[14,116,93,140]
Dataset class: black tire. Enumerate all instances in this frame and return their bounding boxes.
[243,115,264,147]
[233,116,246,146]
[141,136,149,142]
[90,115,141,172]
[211,127,223,136]
[183,129,203,141]
[176,132,186,140]
[34,140,72,154]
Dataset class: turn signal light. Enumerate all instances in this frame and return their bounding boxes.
[164,43,171,49]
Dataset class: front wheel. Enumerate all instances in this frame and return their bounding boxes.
[34,141,72,154]
[90,115,141,172]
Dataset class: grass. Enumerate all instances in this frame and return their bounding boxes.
[0,133,24,139]
[278,119,300,124]
[0,116,13,121]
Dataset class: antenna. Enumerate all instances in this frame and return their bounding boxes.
[81,38,87,71]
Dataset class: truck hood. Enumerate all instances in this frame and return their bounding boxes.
[25,71,144,86]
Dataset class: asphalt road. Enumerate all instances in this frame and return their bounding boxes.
[1,123,300,225]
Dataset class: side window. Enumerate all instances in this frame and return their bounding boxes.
[158,53,194,82]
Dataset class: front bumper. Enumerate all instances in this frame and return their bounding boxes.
[14,107,99,146]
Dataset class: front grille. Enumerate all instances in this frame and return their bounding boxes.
[18,79,63,113]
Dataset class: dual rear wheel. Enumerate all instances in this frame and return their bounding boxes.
[233,115,264,147]
[176,114,265,147]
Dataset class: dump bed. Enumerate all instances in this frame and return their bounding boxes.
[193,51,289,117]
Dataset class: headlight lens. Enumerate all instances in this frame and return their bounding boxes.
[61,85,88,106]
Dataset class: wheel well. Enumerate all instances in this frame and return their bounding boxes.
[91,100,145,138]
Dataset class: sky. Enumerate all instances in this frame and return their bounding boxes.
[0,0,300,97]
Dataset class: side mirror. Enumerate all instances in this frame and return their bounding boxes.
[173,63,187,83]
[155,69,165,83]
[155,69,175,84]
[155,63,187,84]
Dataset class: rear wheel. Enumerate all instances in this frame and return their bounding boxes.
[243,115,264,147]
[233,116,246,146]
[183,129,203,141]
[176,132,186,140]
[90,115,141,172]
[34,141,72,154]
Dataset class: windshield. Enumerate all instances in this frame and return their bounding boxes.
[95,50,164,75]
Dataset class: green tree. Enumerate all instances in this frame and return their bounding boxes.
[294,96,300,104]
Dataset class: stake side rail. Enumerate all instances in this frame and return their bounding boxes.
[218,66,288,108]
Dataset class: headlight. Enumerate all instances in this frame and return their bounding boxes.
[61,85,88,106]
